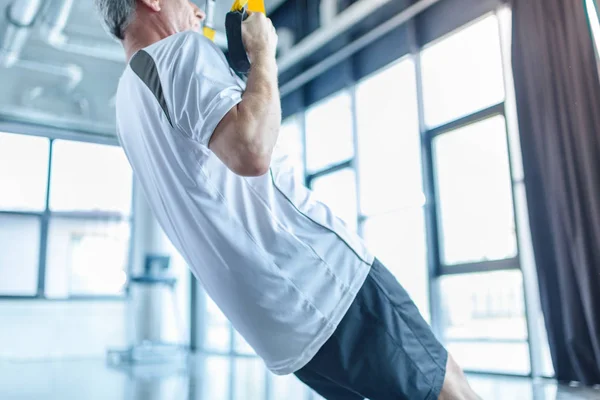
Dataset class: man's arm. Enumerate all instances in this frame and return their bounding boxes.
[208,12,281,177]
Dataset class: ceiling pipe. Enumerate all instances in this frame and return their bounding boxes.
[0,0,83,90]
[39,0,126,63]
[279,0,443,96]
[319,0,338,27]
[276,0,395,74]
[39,0,228,63]
[0,0,45,68]
[15,59,83,90]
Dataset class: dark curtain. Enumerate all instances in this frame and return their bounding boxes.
[511,0,600,385]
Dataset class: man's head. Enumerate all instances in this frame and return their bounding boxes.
[94,0,205,41]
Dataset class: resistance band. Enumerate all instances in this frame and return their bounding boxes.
[204,0,266,74]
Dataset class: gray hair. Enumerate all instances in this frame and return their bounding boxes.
[93,0,136,40]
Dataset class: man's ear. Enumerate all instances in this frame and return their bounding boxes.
[139,0,161,12]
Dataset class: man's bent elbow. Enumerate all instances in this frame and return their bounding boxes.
[231,155,271,177]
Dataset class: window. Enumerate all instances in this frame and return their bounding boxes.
[270,373,309,400]
[202,356,231,399]
[355,57,430,320]
[0,133,134,298]
[0,215,41,295]
[311,168,358,231]
[50,140,132,214]
[0,133,49,211]
[421,14,505,128]
[433,116,517,265]
[204,296,232,352]
[440,271,530,374]
[305,91,354,173]
[275,115,305,184]
[356,59,424,215]
[45,219,130,297]
[362,209,429,320]
[421,12,530,374]
[233,358,267,399]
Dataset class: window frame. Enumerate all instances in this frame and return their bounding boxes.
[0,123,135,301]
[412,11,535,376]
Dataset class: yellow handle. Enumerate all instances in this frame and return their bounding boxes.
[203,26,216,41]
[248,0,266,13]
[231,0,265,14]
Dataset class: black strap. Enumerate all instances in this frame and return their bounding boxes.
[225,9,251,74]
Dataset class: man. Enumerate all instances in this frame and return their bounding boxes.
[95,1,480,399]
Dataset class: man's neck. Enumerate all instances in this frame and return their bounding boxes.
[122,17,177,63]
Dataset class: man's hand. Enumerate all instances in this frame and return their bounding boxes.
[242,12,278,62]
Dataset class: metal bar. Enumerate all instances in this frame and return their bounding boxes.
[439,257,520,275]
[349,85,363,236]
[48,211,130,220]
[196,350,260,359]
[36,139,53,296]
[0,295,126,301]
[446,337,529,344]
[124,176,137,298]
[55,295,127,301]
[0,295,40,300]
[0,210,44,217]
[494,7,539,378]
[305,159,354,185]
[0,118,119,145]
[229,323,236,400]
[426,103,505,138]
[463,369,532,378]
[409,19,443,339]
[277,0,395,74]
[0,109,118,139]
[279,0,443,97]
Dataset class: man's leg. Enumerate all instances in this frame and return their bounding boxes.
[295,258,481,400]
[439,354,481,400]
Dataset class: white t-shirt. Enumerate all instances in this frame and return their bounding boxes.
[115,31,374,375]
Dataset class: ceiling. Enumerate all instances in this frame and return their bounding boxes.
[0,0,288,137]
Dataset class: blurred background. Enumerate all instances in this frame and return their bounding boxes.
[0,0,600,399]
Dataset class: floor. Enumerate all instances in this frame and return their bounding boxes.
[0,355,599,400]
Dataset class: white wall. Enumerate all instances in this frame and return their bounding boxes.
[0,181,191,361]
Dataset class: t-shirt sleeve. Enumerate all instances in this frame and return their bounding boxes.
[171,33,245,147]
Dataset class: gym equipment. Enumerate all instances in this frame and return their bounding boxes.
[107,255,188,368]
[204,0,266,75]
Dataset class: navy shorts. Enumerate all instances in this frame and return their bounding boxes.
[294,258,448,400]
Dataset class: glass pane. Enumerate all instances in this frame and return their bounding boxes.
[202,356,230,399]
[50,140,133,214]
[434,116,517,265]
[0,215,40,295]
[233,358,266,400]
[234,329,255,355]
[362,208,430,321]
[45,219,130,297]
[204,295,232,352]
[441,270,529,374]
[421,14,505,127]
[275,115,305,184]
[305,91,354,172]
[356,58,424,215]
[440,270,527,341]
[311,168,358,231]
[269,372,308,400]
[446,341,530,375]
[0,132,49,211]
